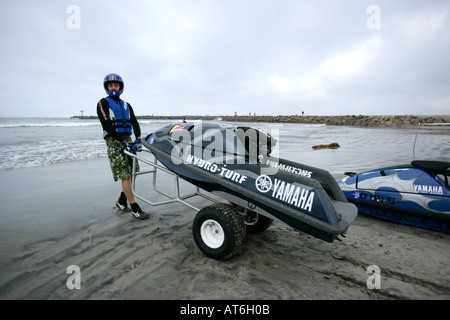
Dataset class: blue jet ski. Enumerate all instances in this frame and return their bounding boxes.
[140,121,357,259]
[337,160,450,233]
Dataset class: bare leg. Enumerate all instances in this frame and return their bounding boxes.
[121,178,135,204]
[121,178,148,219]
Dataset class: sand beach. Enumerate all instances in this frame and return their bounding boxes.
[0,156,449,301]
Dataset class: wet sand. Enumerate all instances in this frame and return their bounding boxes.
[0,157,449,300]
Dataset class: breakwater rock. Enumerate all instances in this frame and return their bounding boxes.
[215,114,450,128]
[312,142,340,150]
[73,114,449,128]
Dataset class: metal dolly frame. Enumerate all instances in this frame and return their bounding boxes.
[125,149,218,212]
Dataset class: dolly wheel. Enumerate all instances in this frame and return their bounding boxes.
[193,203,246,260]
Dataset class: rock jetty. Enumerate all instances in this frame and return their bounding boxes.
[213,114,450,128]
[73,114,449,128]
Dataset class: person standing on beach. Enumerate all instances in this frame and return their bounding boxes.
[97,73,149,220]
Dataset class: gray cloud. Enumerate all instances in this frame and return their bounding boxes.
[0,0,449,117]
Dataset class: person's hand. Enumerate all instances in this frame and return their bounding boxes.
[132,139,142,152]
[122,140,130,150]
[121,140,135,154]
[125,140,142,154]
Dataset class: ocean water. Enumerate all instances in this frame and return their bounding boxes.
[0,117,448,175]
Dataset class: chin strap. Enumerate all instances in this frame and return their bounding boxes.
[108,89,121,97]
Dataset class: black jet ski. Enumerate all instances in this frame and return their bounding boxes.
[337,161,450,233]
[141,121,357,259]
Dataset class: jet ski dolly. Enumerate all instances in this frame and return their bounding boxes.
[125,121,358,260]
[126,148,218,212]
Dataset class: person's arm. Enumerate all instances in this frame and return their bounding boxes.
[128,104,141,140]
[97,98,127,142]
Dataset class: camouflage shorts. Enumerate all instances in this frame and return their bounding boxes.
[106,137,139,181]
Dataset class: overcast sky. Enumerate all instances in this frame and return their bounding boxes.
[0,0,449,117]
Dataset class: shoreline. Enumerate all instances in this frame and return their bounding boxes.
[0,157,449,299]
[72,114,450,128]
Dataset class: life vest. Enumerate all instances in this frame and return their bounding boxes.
[105,97,132,135]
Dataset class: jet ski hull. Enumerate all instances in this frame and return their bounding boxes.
[143,121,357,243]
[337,161,450,233]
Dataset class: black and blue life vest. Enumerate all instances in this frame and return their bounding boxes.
[105,96,132,135]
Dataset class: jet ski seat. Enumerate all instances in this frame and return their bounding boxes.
[412,160,450,175]
[412,160,450,189]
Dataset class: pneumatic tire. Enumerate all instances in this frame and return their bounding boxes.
[192,203,246,260]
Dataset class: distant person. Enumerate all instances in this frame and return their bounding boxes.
[182,117,187,123]
[96,73,149,220]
